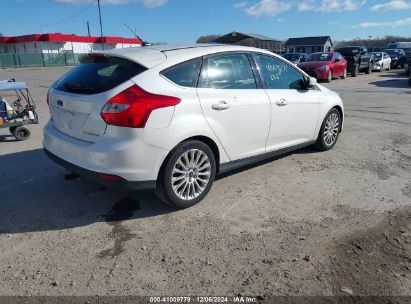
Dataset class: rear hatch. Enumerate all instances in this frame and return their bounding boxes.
[49,54,149,142]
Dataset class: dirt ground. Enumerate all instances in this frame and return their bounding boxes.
[0,66,410,298]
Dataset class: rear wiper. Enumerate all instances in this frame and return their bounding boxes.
[64,82,96,92]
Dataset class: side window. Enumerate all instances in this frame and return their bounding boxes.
[161,58,202,88]
[254,54,305,90]
[200,53,257,89]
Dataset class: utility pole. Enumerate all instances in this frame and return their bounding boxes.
[97,0,104,50]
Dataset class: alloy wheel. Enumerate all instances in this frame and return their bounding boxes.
[323,113,339,146]
[171,149,212,200]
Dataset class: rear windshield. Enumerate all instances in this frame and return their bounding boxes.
[306,53,332,62]
[55,55,147,95]
[336,48,360,56]
[283,54,301,61]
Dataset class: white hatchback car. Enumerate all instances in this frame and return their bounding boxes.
[43,44,344,208]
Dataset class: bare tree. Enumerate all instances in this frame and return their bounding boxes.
[335,35,411,49]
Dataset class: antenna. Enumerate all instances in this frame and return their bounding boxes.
[124,23,138,38]
[124,23,148,46]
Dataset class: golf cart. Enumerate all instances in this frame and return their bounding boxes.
[0,79,39,141]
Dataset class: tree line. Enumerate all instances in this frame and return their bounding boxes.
[334,35,411,48]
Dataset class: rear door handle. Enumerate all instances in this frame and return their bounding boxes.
[276,98,288,106]
[212,101,231,111]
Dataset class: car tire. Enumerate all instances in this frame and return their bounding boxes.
[155,140,216,209]
[13,126,30,141]
[351,65,358,77]
[365,64,371,74]
[341,68,347,79]
[326,70,333,83]
[314,108,341,151]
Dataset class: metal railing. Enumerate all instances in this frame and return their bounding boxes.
[0,52,84,68]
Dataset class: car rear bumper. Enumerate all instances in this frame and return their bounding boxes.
[44,148,156,191]
[43,120,168,187]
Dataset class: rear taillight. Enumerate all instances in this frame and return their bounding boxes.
[101,85,181,128]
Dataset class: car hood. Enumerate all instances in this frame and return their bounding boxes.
[298,61,329,69]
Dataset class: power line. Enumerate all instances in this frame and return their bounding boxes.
[41,0,97,31]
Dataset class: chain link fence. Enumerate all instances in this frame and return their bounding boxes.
[0,52,84,68]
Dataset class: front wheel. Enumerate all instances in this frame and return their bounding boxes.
[314,109,341,151]
[13,126,30,141]
[365,64,371,74]
[155,140,216,209]
[351,65,359,77]
[326,70,333,83]
[341,68,347,79]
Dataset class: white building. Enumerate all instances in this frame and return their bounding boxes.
[0,33,142,54]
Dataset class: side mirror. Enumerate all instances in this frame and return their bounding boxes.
[304,76,317,89]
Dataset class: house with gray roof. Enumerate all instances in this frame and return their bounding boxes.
[284,36,333,54]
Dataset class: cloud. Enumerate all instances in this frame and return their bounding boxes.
[54,0,128,4]
[298,0,316,11]
[245,0,291,17]
[298,0,366,12]
[52,0,167,7]
[370,0,411,11]
[139,0,167,8]
[355,17,411,27]
[234,1,248,8]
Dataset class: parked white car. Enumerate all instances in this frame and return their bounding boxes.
[371,52,392,71]
[43,45,344,208]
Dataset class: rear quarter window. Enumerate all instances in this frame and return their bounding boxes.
[161,58,202,88]
[54,55,147,95]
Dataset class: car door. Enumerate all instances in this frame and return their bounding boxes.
[252,53,321,152]
[197,52,271,161]
[334,53,345,76]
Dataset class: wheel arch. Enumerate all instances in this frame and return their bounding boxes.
[332,105,344,132]
[156,135,222,182]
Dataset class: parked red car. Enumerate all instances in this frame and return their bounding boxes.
[297,52,347,82]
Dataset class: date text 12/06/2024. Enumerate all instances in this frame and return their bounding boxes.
[149,296,259,303]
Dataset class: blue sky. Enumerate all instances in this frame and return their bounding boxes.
[2,0,411,43]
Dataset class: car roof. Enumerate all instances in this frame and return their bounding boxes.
[103,44,274,68]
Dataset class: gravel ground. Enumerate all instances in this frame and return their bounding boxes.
[0,67,410,298]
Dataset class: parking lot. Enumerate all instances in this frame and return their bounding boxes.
[0,67,410,297]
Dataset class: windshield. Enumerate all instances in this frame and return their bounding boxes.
[284,54,301,61]
[305,53,332,62]
[372,53,382,59]
[385,49,400,55]
[336,47,360,56]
